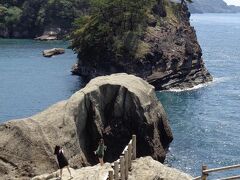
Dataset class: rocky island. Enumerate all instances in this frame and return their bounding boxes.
[1,0,212,90]
[71,0,212,90]
[0,74,175,179]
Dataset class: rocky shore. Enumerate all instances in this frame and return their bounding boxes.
[0,74,173,179]
[33,156,193,180]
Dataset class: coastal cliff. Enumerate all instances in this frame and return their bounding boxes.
[0,74,173,179]
[71,0,212,90]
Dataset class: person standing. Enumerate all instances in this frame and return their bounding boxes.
[54,145,72,179]
[94,138,107,166]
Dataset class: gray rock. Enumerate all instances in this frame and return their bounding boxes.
[32,156,193,180]
[42,48,65,57]
[35,29,60,41]
[35,35,58,41]
[0,73,173,179]
[129,156,193,180]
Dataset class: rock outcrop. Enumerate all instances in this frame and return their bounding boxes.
[143,2,213,90]
[35,29,61,41]
[130,156,193,180]
[0,74,173,179]
[43,48,65,57]
[32,156,193,180]
[71,1,212,90]
[35,35,57,41]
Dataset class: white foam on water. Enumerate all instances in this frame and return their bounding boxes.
[165,82,212,92]
[160,77,231,92]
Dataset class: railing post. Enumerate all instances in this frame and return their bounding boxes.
[128,143,132,170]
[201,165,208,180]
[120,156,125,180]
[114,161,119,180]
[124,150,129,179]
[132,135,136,160]
[109,170,114,180]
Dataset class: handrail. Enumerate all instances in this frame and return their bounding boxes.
[194,164,240,180]
[193,176,201,180]
[108,134,136,180]
[204,164,240,173]
[219,175,240,180]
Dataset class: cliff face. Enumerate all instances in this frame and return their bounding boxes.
[72,0,212,90]
[134,1,212,90]
[188,0,240,13]
[0,74,173,179]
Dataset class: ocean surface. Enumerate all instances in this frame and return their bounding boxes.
[0,39,82,122]
[158,13,240,178]
[0,13,240,179]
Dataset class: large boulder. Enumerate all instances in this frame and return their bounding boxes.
[0,73,173,179]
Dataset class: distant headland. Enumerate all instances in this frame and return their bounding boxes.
[188,0,240,13]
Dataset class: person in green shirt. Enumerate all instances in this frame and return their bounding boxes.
[94,138,107,166]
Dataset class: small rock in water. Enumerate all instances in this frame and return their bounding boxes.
[43,48,65,57]
[34,34,57,41]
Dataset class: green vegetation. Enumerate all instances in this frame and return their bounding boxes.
[71,0,156,64]
[0,0,90,37]
[71,0,186,62]
[0,5,22,29]
[0,0,186,47]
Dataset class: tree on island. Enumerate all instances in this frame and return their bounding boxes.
[71,0,155,63]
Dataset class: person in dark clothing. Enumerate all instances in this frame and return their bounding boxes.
[54,145,72,179]
[94,138,107,166]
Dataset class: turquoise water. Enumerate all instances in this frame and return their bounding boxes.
[158,13,240,178]
[0,13,240,179]
[0,39,82,122]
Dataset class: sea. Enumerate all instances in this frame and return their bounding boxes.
[158,13,240,178]
[0,13,240,179]
[0,40,82,121]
